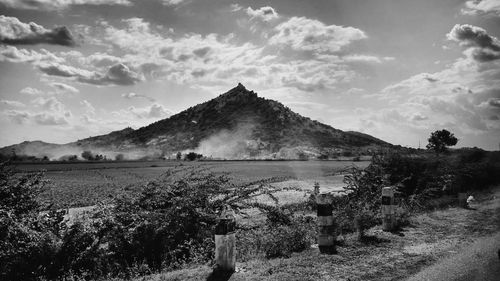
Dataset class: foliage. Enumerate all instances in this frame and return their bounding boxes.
[184,152,203,161]
[2,162,314,280]
[237,215,316,260]
[0,162,66,281]
[339,159,386,239]
[426,129,458,154]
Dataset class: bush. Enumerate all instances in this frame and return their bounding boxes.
[0,162,66,281]
[237,215,316,260]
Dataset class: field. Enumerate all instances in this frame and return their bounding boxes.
[13,160,370,208]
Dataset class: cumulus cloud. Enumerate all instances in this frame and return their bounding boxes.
[33,96,65,112]
[246,6,279,22]
[0,0,132,10]
[462,0,500,16]
[4,96,71,126]
[0,45,65,63]
[20,87,43,95]
[447,24,500,62]
[0,16,75,46]
[78,63,143,85]
[98,16,371,92]
[113,103,172,120]
[122,92,156,102]
[269,17,367,53]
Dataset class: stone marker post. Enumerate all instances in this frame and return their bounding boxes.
[381,186,395,231]
[316,193,336,254]
[214,206,236,272]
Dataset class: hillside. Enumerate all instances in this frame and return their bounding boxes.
[0,84,391,160]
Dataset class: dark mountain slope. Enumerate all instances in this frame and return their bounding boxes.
[0,84,391,159]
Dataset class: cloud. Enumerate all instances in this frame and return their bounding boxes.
[0,45,65,63]
[20,87,43,95]
[0,100,25,107]
[122,92,156,102]
[4,96,71,126]
[50,82,79,93]
[99,16,371,92]
[269,17,367,53]
[342,54,383,63]
[33,96,65,112]
[78,63,143,85]
[81,100,96,115]
[112,103,172,120]
[246,6,279,22]
[0,0,132,10]
[158,0,185,6]
[37,62,93,77]
[462,0,500,16]
[447,24,500,62]
[37,62,143,86]
[0,16,75,46]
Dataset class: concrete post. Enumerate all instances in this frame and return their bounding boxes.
[381,186,395,231]
[214,206,236,272]
[316,193,336,254]
[314,183,320,196]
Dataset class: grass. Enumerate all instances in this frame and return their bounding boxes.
[13,160,369,208]
[130,186,500,281]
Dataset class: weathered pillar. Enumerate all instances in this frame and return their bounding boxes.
[214,206,236,272]
[316,193,336,254]
[381,186,395,231]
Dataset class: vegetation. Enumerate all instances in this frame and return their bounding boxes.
[426,129,458,154]
[1,144,499,280]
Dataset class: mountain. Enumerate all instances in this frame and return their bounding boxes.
[0,84,391,160]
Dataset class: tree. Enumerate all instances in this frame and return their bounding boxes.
[426,129,458,154]
[176,151,182,160]
[81,150,94,160]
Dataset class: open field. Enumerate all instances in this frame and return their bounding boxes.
[13,160,370,208]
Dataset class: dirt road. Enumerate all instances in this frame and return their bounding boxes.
[406,232,500,281]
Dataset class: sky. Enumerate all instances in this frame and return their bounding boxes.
[0,0,499,150]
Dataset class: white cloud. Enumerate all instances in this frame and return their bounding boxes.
[0,100,25,107]
[269,17,367,53]
[112,103,172,122]
[246,6,279,22]
[4,96,71,126]
[50,82,79,93]
[0,0,132,10]
[0,15,75,46]
[0,45,65,64]
[20,87,43,95]
[369,24,500,145]
[81,100,96,116]
[462,0,500,16]
[158,0,185,6]
[122,92,156,102]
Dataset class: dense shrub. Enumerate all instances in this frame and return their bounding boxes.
[237,215,316,260]
[2,163,312,280]
[0,162,66,281]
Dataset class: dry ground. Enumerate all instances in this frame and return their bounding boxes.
[132,186,500,281]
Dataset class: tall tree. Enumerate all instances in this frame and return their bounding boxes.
[426,129,458,154]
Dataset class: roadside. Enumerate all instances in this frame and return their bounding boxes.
[135,186,500,281]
